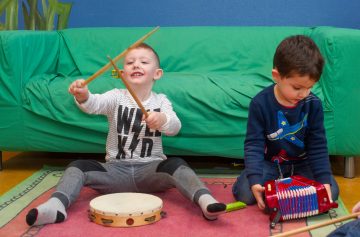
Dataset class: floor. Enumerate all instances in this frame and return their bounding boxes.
[1,151,359,212]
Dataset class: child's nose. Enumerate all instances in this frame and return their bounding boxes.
[133,61,140,68]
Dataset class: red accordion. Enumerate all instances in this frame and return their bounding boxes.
[264,175,338,228]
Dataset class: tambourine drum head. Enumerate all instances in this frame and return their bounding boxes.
[89,193,163,227]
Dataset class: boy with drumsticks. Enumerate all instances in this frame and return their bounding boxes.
[26,43,226,226]
[232,35,339,210]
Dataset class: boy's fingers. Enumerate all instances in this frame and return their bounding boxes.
[254,194,265,209]
[76,80,83,88]
[257,200,265,210]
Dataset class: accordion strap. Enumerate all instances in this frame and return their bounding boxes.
[276,162,294,179]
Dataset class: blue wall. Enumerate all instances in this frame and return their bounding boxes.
[66,0,360,29]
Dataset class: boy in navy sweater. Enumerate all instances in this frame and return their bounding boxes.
[232,35,339,210]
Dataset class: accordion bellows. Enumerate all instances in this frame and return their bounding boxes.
[265,175,338,227]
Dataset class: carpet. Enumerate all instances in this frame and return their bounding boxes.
[0,166,350,237]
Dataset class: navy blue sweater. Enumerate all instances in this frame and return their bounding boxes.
[245,84,332,187]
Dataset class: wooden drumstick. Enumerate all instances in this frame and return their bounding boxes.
[83,26,160,86]
[271,212,360,237]
[107,56,149,118]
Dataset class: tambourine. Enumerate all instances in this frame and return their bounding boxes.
[88,193,164,227]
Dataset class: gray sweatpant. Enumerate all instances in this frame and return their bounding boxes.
[53,159,209,208]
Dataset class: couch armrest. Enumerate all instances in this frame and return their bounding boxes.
[0,31,60,150]
[311,27,360,155]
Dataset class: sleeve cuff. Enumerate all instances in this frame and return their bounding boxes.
[160,113,170,132]
[75,93,93,109]
[248,174,263,187]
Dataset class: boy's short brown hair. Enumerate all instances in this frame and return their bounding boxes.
[128,43,161,67]
[273,35,324,81]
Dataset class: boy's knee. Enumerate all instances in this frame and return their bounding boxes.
[232,187,256,205]
[232,175,256,205]
[330,176,340,201]
[156,157,189,175]
[331,186,339,202]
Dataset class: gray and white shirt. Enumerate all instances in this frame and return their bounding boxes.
[76,89,181,162]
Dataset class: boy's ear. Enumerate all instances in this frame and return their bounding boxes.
[153,69,163,81]
[272,68,281,83]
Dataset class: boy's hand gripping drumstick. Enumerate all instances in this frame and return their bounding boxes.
[83,26,160,86]
[107,56,149,118]
[271,211,360,237]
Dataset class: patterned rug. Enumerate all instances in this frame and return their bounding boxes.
[0,166,350,237]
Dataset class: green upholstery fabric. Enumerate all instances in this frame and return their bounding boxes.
[1,26,360,157]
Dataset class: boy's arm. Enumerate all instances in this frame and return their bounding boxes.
[245,100,267,209]
[76,90,117,115]
[244,100,266,187]
[306,101,332,185]
[158,95,181,136]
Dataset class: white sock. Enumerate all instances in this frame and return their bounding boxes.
[198,194,226,220]
[26,197,67,226]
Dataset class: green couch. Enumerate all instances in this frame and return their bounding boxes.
[1,26,360,174]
